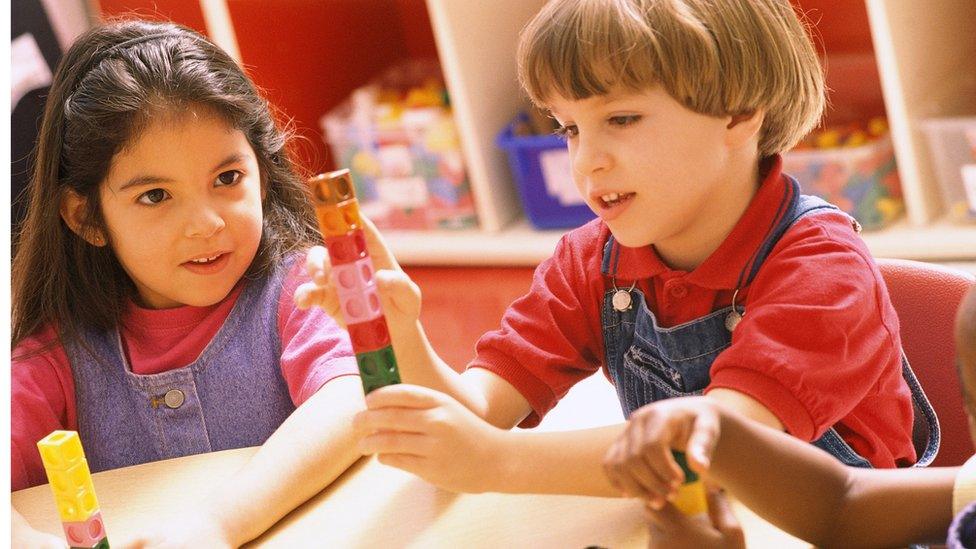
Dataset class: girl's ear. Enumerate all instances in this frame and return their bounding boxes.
[60,190,107,247]
[725,109,765,150]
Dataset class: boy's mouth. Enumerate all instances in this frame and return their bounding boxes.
[598,192,635,208]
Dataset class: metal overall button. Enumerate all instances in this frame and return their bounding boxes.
[611,277,638,312]
[163,389,185,409]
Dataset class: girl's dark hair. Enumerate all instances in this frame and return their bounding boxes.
[11,19,320,349]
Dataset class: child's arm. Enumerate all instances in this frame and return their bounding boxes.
[352,383,626,495]
[126,376,364,548]
[604,396,956,547]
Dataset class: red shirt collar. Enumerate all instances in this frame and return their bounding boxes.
[610,155,789,289]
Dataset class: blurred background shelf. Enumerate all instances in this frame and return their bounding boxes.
[27,0,976,268]
[387,217,976,267]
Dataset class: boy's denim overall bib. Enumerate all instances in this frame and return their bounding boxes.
[601,177,939,467]
[66,261,296,473]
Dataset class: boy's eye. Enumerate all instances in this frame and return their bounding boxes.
[137,188,169,205]
[216,170,242,186]
[609,115,642,127]
[554,124,578,140]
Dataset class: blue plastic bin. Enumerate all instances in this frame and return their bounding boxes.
[496,121,596,229]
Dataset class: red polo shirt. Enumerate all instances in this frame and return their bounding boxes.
[469,156,916,468]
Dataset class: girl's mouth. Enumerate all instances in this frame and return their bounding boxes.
[182,252,230,274]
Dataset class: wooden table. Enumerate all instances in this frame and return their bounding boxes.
[13,446,810,548]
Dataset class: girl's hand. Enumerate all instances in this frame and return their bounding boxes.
[603,396,721,507]
[645,488,745,549]
[294,216,421,334]
[353,384,508,494]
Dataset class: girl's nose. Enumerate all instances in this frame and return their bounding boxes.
[184,204,226,239]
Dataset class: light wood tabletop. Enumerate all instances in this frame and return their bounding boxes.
[12,445,811,548]
[12,377,811,548]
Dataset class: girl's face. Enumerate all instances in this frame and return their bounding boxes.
[99,108,264,309]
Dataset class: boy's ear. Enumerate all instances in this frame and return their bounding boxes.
[725,109,765,149]
[60,190,107,247]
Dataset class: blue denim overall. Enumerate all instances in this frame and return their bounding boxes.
[65,261,296,473]
[601,177,939,467]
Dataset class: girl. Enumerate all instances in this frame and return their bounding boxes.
[11,20,364,547]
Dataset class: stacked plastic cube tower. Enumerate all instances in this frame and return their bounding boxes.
[309,169,402,394]
[37,431,109,549]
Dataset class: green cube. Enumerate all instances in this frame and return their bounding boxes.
[355,346,401,394]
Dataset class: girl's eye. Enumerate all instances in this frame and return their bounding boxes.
[609,115,642,127]
[216,170,242,186]
[554,124,579,140]
[137,188,169,205]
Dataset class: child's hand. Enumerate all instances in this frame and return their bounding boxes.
[353,384,507,494]
[294,216,422,334]
[645,488,745,549]
[603,396,721,507]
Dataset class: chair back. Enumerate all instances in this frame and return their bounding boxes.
[878,259,975,467]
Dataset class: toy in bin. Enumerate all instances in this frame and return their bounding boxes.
[308,169,401,395]
[497,111,597,230]
[37,430,109,549]
[322,60,477,231]
[783,117,904,230]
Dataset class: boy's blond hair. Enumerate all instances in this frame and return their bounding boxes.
[517,0,825,157]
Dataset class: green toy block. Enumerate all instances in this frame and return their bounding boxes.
[356,346,401,394]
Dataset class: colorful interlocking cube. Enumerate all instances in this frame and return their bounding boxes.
[37,430,109,549]
[671,451,708,516]
[309,169,402,394]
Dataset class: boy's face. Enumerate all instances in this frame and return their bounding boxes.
[548,86,758,258]
[97,108,265,309]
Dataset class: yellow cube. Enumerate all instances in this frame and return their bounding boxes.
[37,431,100,522]
[37,430,84,470]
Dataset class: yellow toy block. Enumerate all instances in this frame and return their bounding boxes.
[671,451,709,516]
[37,431,101,522]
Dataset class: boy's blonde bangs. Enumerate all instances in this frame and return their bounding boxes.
[517,0,826,157]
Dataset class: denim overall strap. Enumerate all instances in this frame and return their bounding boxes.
[601,176,936,468]
[67,261,296,473]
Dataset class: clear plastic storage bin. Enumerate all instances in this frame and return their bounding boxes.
[920,117,976,223]
[321,60,478,230]
[782,135,903,231]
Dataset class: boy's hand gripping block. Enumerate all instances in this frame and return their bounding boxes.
[309,169,402,394]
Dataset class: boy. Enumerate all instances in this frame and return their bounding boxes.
[296,0,932,496]
[603,284,976,547]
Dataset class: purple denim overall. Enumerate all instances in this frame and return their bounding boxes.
[65,261,296,473]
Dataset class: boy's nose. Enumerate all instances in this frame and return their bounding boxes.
[572,137,611,175]
[184,205,226,238]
